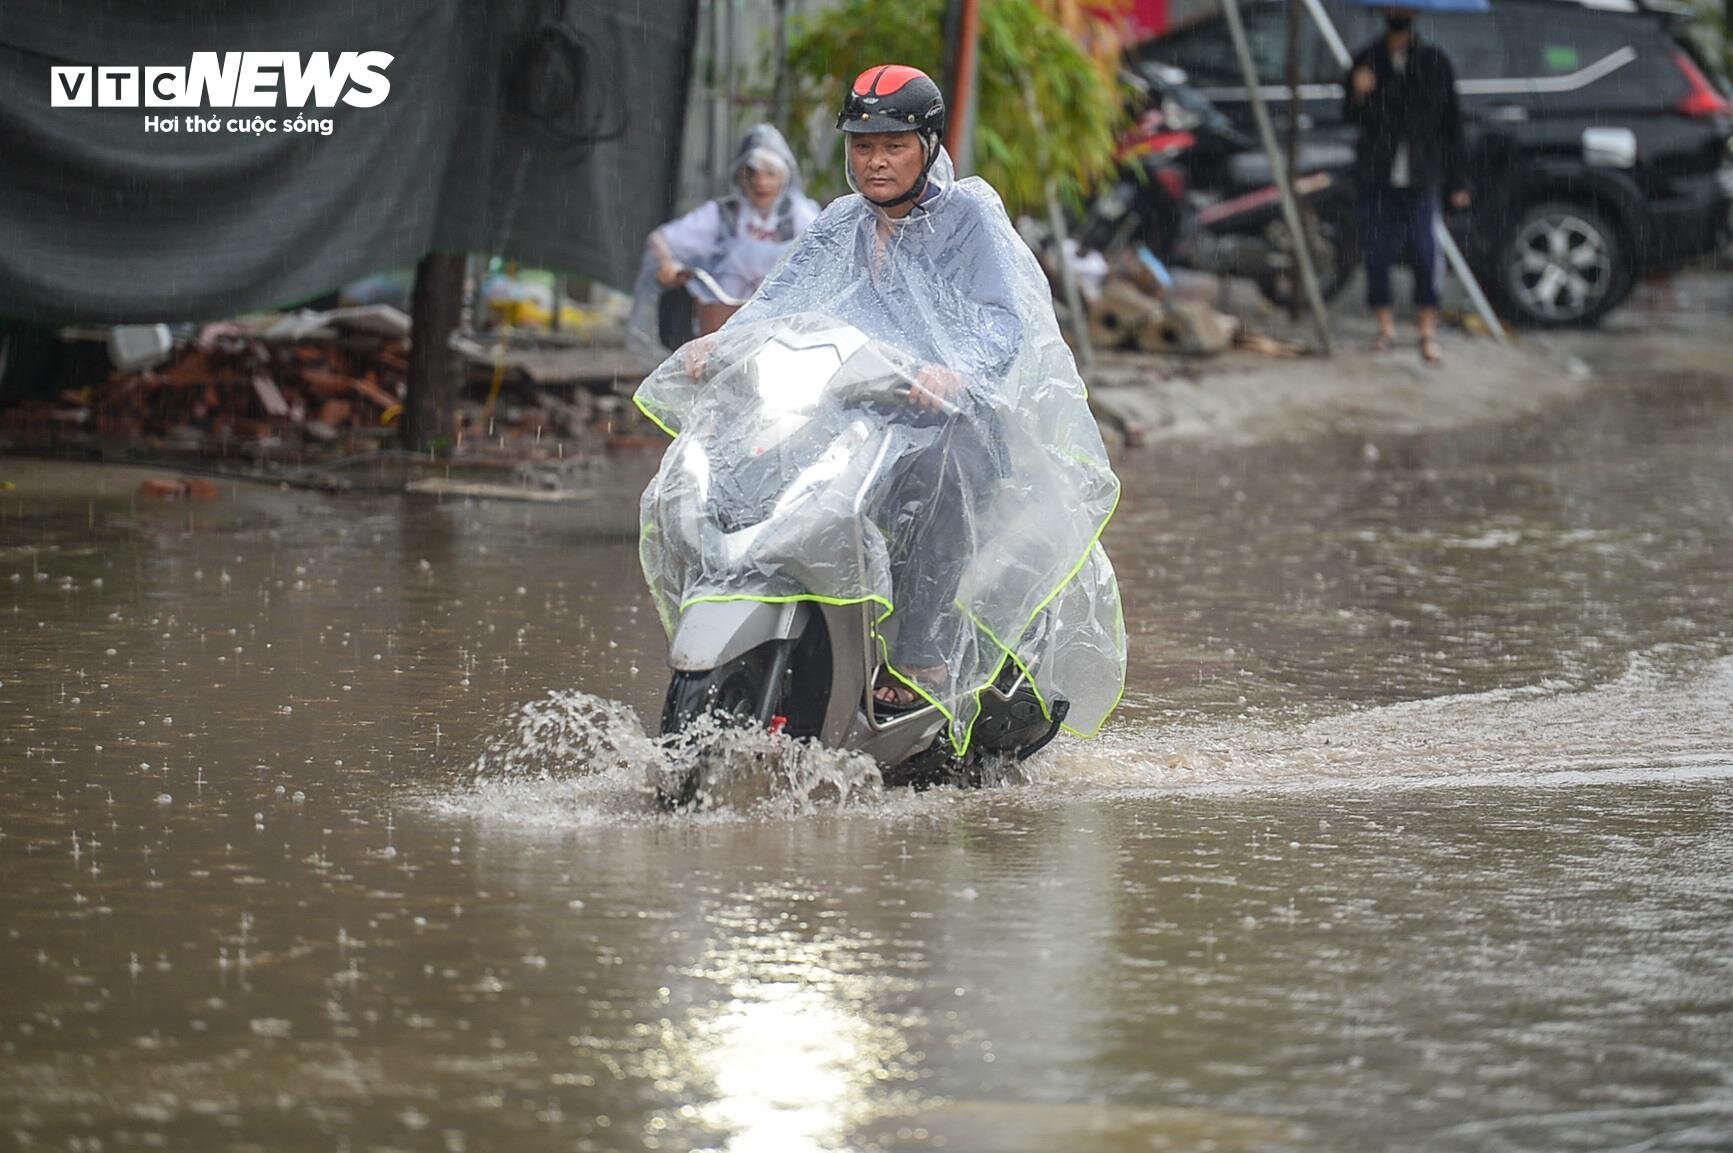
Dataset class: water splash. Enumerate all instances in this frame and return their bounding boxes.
[467,689,662,784]
[449,690,883,823]
[653,717,883,815]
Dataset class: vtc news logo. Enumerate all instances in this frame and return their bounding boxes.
[51,51,393,108]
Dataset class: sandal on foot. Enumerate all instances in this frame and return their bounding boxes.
[1419,336,1443,367]
[1370,332,1396,354]
[872,681,922,710]
[872,665,946,713]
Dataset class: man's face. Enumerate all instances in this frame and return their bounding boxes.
[744,164,786,211]
[849,131,925,202]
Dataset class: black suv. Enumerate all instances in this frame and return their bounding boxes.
[1139,0,1733,326]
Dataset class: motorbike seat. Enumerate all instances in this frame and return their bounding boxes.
[1226,141,1355,189]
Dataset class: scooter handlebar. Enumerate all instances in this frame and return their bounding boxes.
[825,344,962,418]
[685,268,746,309]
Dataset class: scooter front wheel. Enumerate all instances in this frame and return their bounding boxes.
[659,653,776,737]
[656,652,783,810]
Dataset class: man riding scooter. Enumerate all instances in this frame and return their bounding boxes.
[635,66,1125,782]
[768,65,1014,709]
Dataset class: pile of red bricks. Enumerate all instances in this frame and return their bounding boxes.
[0,335,408,448]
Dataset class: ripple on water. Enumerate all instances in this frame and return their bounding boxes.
[1047,651,1733,798]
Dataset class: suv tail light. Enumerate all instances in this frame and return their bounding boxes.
[1673,51,1731,118]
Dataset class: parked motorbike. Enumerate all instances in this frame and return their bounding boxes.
[1081,64,1360,308]
[641,321,1068,808]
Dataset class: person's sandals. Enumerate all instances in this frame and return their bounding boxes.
[1419,335,1444,367]
[1369,331,1396,354]
[873,664,947,712]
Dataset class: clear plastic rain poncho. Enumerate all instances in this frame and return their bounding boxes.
[627,125,821,359]
[635,149,1124,754]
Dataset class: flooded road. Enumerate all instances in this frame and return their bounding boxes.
[3,363,1732,1152]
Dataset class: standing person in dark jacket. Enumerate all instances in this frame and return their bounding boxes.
[1345,6,1472,366]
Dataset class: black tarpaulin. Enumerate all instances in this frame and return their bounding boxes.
[0,1,697,323]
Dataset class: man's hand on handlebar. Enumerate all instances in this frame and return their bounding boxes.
[656,261,692,288]
[910,365,965,414]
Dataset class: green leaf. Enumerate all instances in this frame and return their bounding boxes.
[773,0,1128,215]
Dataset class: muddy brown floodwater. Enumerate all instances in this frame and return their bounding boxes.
[2,364,1731,1153]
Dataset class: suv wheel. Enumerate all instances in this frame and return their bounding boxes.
[1495,201,1628,328]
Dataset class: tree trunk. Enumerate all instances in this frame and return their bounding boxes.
[402,250,466,455]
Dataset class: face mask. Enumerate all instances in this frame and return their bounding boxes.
[1386,14,1414,33]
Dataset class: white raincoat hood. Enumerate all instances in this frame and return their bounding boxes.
[628,124,820,359]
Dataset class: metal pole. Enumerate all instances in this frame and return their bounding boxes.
[724,0,738,151]
[944,0,980,176]
[1049,182,1095,371]
[709,0,726,187]
[1220,0,1333,354]
[1434,208,1507,344]
[1285,0,1304,323]
[1023,87,1092,368]
[1301,0,1508,344]
[703,0,719,189]
[771,0,789,124]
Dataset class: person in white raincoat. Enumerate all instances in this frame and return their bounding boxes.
[630,124,820,356]
[636,66,1125,755]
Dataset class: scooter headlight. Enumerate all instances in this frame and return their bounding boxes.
[679,437,710,503]
[670,437,710,556]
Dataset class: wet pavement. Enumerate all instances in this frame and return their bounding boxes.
[2,311,1732,1151]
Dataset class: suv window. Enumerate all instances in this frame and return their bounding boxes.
[1323,3,1505,79]
[1422,13,1507,80]
[1147,5,1329,90]
[1503,10,1639,77]
[1497,8,1663,112]
[1149,19,1246,89]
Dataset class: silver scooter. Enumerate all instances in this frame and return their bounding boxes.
[645,322,1066,808]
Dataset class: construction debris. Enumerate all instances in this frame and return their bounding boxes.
[1086,278,1243,357]
[1235,328,1305,358]
[262,304,412,342]
[1,310,665,462]
[1157,298,1236,356]
[1088,280,1170,354]
[0,326,408,452]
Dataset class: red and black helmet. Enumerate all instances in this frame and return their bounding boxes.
[837,65,946,141]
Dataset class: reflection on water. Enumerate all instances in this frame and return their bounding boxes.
[2,370,1732,1151]
[697,985,865,1150]
[682,942,909,1152]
